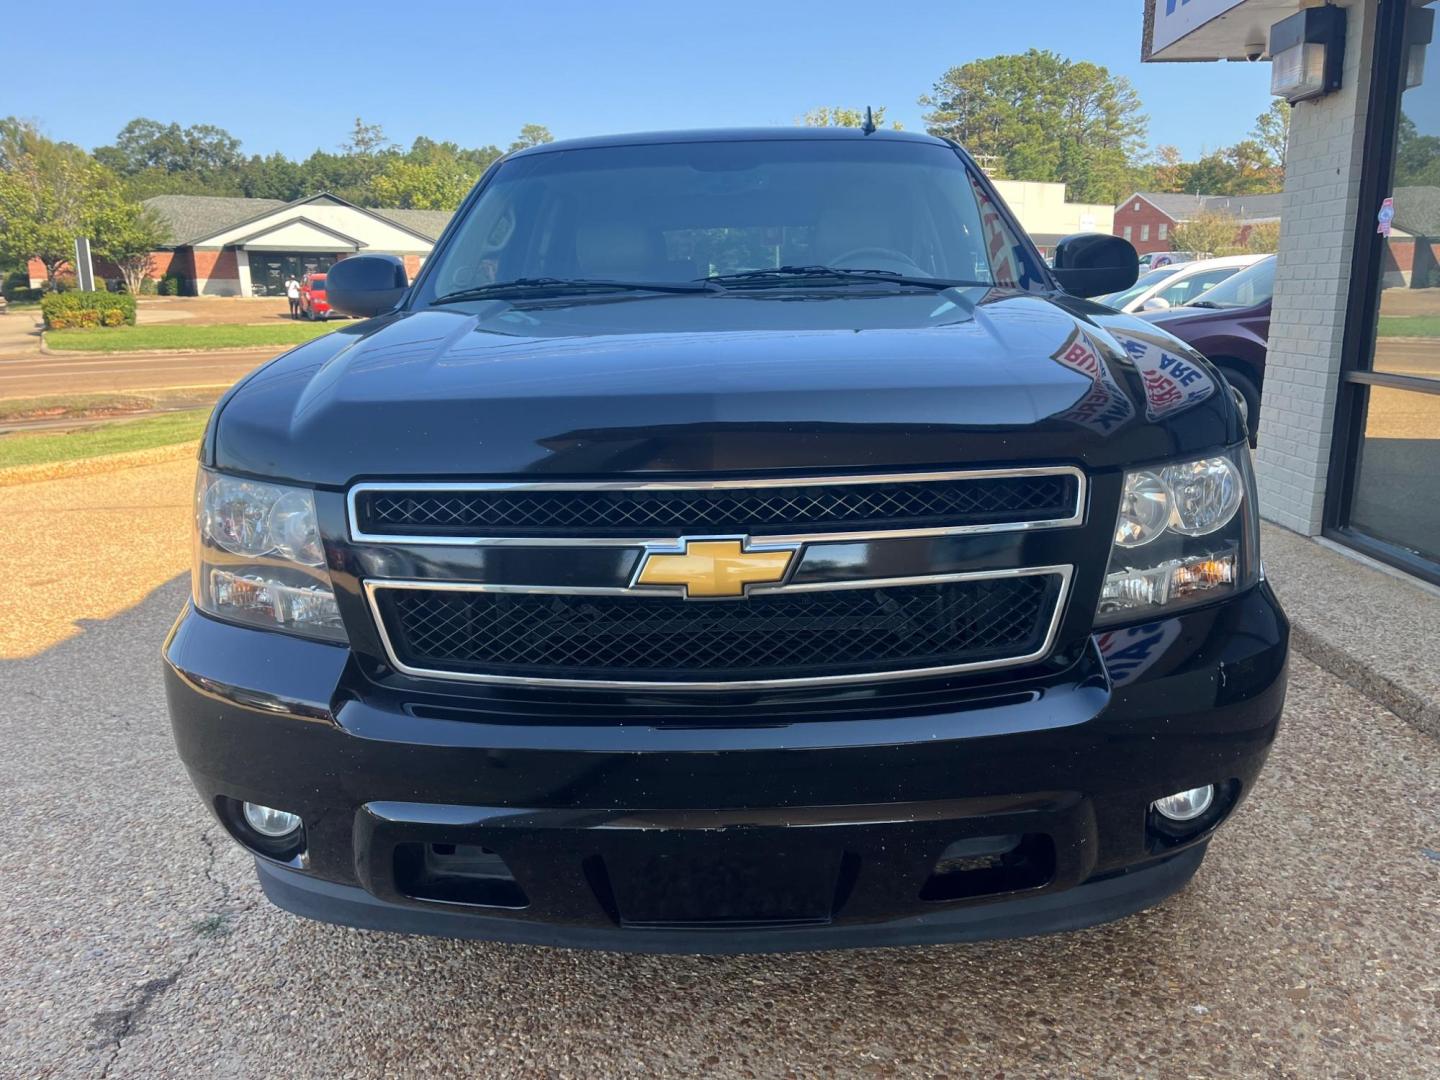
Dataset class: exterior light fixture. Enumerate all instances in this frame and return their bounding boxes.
[1270,6,1346,103]
[1406,6,1434,90]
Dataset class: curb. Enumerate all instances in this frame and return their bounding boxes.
[0,442,196,488]
[1289,624,1440,741]
[37,336,288,358]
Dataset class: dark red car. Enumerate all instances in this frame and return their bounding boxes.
[1140,255,1274,445]
[299,272,331,320]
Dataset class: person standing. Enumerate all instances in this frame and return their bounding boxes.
[285,275,301,319]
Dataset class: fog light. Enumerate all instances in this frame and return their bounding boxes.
[242,802,302,838]
[1152,785,1215,822]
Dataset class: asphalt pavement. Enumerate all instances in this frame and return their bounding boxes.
[0,349,271,398]
[1,570,1437,1078]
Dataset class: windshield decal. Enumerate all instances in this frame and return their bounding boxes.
[1049,328,1134,435]
[1109,329,1216,420]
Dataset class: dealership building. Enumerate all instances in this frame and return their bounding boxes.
[29,192,450,297]
[1146,0,1440,586]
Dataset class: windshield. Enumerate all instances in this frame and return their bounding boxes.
[1185,256,1275,308]
[308,277,325,289]
[416,139,1047,304]
[1101,266,1180,308]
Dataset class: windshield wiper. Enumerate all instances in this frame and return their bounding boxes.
[700,265,986,290]
[432,277,722,305]
[1184,300,1225,309]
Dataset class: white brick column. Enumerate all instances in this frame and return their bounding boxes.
[1256,0,1378,533]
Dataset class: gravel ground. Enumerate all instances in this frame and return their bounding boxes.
[0,452,194,658]
[0,574,1437,1079]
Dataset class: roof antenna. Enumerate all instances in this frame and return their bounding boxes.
[861,106,878,136]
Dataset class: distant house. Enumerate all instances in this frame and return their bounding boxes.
[1112,192,1284,255]
[28,192,453,296]
[1382,186,1440,288]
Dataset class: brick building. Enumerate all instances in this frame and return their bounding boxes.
[1112,192,1284,255]
[29,192,450,297]
[1144,0,1440,587]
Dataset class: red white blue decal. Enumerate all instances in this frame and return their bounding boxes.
[1050,328,1135,435]
[1109,329,1216,421]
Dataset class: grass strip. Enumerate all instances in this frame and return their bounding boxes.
[0,409,208,469]
[1376,315,1440,338]
[45,321,340,353]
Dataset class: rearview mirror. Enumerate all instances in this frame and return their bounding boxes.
[1142,296,1172,311]
[325,254,408,317]
[1051,234,1139,298]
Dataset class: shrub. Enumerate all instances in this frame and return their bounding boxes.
[2,270,42,303]
[137,277,158,295]
[53,271,79,292]
[40,289,138,330]
[158,274,184,296]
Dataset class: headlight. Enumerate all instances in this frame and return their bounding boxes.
[193,469,346,642]
[1096,448,1258,626]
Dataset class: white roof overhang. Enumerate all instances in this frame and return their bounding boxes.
[224,216,366,253]
[1145,0,1301,61]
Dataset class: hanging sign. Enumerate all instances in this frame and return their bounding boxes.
[1377,196,1395,237]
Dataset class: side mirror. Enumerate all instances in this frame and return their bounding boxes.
[325,254,408,317]
[1142,296,1172,311]
[1051,234,1139,298]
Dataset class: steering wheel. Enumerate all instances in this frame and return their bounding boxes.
[828,247,927,275]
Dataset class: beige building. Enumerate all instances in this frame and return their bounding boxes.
[991,180,1115,255]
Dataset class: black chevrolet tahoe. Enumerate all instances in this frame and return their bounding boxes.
[164,128,1289,952]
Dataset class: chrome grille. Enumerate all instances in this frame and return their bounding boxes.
[349,468,1084,542]
[365,570,1070,690]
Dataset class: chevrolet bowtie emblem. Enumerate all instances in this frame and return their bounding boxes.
[633,538,797,599]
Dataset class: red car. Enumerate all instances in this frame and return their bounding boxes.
[299,273,332,320]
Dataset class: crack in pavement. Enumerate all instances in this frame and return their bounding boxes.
[89,826,255,1077]
[92,964,192,1079]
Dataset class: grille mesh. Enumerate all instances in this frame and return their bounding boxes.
[356,474,1077,538]
[375,575,1059,684]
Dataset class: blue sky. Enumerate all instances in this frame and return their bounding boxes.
[4,1,1274,162]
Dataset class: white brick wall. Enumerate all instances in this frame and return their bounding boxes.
[1256,0,1377,533]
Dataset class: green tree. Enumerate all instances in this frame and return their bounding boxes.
[342,117,394,157]
[1184,150,1238,196]
[920,50,1147,203]
[237,152,306,201]
[1222,138,1282,194]
[299,149,377,205]
[508,124,554,152]
[1395,113,1440,187]
[371,155,481,209]
[1245,220,1281,254]
[0,120,113,286]
[95,118,243,178]
[1146,144,1192,193]
[1251,100,1291,167]
[1170,210,1244,257]
[799,106,901,130]
[89,176,172,294]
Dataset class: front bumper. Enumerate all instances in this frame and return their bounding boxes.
[164,583,1288,953]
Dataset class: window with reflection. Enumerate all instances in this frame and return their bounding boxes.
[1348,386,1440,563]
[1371,1,1440,382]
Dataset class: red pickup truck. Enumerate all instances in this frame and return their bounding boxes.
[299,272,331,320]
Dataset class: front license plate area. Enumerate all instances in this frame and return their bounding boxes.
[605,834,843,928]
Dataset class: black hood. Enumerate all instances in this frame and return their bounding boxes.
[208,289,1243,487]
